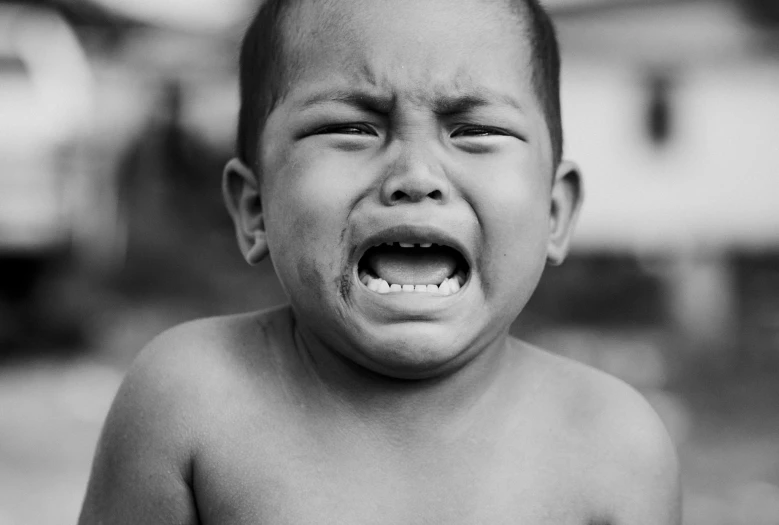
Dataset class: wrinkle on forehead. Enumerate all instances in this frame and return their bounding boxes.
[290,75,528,121]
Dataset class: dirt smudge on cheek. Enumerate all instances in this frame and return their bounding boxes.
[295,256,325,304]
[337,225,353,306]
[339,225,348,246]
[293,256,351,324]
[338,272,351,304]
[285,209,328,304]
[285,211,353,319]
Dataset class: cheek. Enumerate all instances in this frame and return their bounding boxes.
[475,167,551,289]
[294,256,328,308]
[265,192,319,265]
[485,203,548,278]
[262,154,355,295]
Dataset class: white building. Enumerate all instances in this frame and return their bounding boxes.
[551,0,779,358]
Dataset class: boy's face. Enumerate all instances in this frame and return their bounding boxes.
[228,0,580,378]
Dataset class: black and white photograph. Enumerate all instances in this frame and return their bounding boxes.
[1,0,778,523]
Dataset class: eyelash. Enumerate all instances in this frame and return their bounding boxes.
[313,123,377,136]
[450,125,510,138]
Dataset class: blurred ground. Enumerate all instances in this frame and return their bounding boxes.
[0,360,120,525]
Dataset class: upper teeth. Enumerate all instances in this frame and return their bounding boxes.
[359,272,466,296]
[382,242,436,248]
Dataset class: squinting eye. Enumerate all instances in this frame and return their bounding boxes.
[314,124,377,136]
[451,126,509,138]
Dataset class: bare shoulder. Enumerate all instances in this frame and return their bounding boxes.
[79,306,295,524]
[101,305,298,444]
[130,304,294,390]
[516,340,681,524]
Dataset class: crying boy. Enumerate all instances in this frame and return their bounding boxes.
[79,0,681,523]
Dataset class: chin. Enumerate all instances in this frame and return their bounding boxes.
[344,322,479,380]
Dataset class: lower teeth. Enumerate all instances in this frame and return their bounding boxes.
[359,272,465,296]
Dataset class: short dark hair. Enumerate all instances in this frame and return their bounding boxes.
[236,0,563,170]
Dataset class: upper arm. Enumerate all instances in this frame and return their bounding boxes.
[79,333,201,525]
[610,403,681,524]
[587,378,682,525]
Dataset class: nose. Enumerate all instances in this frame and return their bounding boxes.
[379,142,451,206]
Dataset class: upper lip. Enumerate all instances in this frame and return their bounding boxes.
[352,224,472,270]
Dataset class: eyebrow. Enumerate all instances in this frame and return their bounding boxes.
[431,91,525,116]
[297,89,394,114]
[295,87,525,116]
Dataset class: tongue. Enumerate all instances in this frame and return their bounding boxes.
[366,247,457,285]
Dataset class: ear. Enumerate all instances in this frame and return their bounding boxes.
[222,158,268,265]
[547,160,583,266]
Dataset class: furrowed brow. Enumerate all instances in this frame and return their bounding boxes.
[298,89,394,114]
[433,91,525,116]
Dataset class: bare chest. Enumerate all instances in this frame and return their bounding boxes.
[192,425,597,525]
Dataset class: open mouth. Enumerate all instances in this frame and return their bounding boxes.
[358,242,469,296]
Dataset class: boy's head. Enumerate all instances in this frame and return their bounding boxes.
[224,0,582,379]
[236,0,563,171]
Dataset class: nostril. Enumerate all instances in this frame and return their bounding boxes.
[390,190,407,202]
[428,189,443,201]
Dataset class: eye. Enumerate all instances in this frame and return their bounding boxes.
[451,125,510,138]
[313,123,377,136]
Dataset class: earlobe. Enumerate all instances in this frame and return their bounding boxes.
[222,158,269,265]
[245,231,268,265]
[547,160,583,266]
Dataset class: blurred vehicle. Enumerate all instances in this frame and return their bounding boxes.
[0,3,94,252]
[0,4,94,263]
[0,3,121,346]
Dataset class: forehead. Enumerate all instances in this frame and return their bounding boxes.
[279,0,537,110]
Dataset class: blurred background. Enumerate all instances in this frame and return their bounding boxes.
[0,0,777,523]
